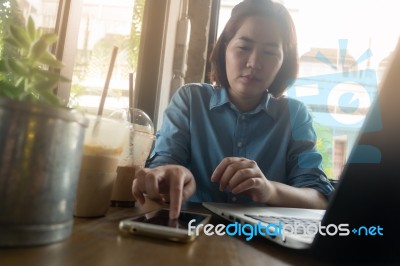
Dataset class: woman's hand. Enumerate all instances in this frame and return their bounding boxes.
[211,157,272,203]
[132,165,196,219]
[211,157,328,209]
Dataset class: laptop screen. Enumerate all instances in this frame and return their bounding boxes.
[311,40,400,262]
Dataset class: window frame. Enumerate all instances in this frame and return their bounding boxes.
[54,0,84,103]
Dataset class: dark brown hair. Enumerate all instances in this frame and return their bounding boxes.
[209,0,298,97]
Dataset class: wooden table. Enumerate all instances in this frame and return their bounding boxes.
[0,200,336,266]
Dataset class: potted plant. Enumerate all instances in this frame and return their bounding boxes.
[0,17,88,246]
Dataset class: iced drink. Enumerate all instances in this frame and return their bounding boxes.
[110,166,137,207]
[132,128,155,165]
[110,124,155,207]
[74,115,127,217]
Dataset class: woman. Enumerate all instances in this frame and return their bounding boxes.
[132,0,334,219]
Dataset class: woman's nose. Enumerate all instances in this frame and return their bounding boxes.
[246,51,262,70]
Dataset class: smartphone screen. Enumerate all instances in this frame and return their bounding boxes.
[129,209,208,230]
[119,209,212,242]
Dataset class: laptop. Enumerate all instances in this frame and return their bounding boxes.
[203,40,400,263]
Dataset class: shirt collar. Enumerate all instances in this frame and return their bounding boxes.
[209,86,231,109]
[209,86,280,120]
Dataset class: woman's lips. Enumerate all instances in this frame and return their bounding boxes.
[241,75,259,82]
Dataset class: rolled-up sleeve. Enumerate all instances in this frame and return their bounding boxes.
[146,86,191,168]
[286,99,334,198]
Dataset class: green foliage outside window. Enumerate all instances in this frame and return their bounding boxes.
[70,0,145,106]
[314,122,334,179]
[0,0,23,81]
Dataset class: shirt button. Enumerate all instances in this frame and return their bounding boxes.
[241,115,246,120]
[237,142,243,148]
[232,197,237,202]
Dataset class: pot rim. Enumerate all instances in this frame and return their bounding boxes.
[0,98,88,127]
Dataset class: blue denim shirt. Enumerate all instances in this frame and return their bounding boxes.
[147,83,334,203]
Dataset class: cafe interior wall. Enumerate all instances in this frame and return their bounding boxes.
[185,0,212,84]
[153,0,212,129]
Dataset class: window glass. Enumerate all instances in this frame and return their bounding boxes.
[0,0,60,87]
[218,0,400,179]
[0,0,145,116]
[70,0,145,115]
[0,0,59,58]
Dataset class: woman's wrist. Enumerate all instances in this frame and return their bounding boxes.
[263,179,277,205]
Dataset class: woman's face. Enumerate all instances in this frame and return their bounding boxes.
[225,16,284,103]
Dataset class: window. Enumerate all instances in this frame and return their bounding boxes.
[333,137,347,179]
[70,0,144,116]
[0,0,60,60]
[1,0,145,117]
[69,0,145,115]
[218,0,400,179]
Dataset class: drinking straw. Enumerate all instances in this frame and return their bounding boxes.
[129,72,134,123]
[92,46,118,138]
[129,73,134,109]
[98,46,119,116]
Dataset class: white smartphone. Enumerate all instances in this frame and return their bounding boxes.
[119,209,212,242]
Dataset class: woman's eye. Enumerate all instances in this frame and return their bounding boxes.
[238,46,250,51]
[264,51,276,55]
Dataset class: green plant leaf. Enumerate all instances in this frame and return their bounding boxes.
[0,80,20,99]
[30,38,48,62]
[32,75,59,90]
[15,77,25,87]
[40,33,58,45]
[18,90,38,101]
[5,59,30,76]
[4,37,21,49]
[33,68,70,83]
[27,17,36,41]
[0,60,7,72]
[9,24,30,50]
[36,89,61,105]
[2,15,67,107]
[2,81,62,106]
[38,52,64,68]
